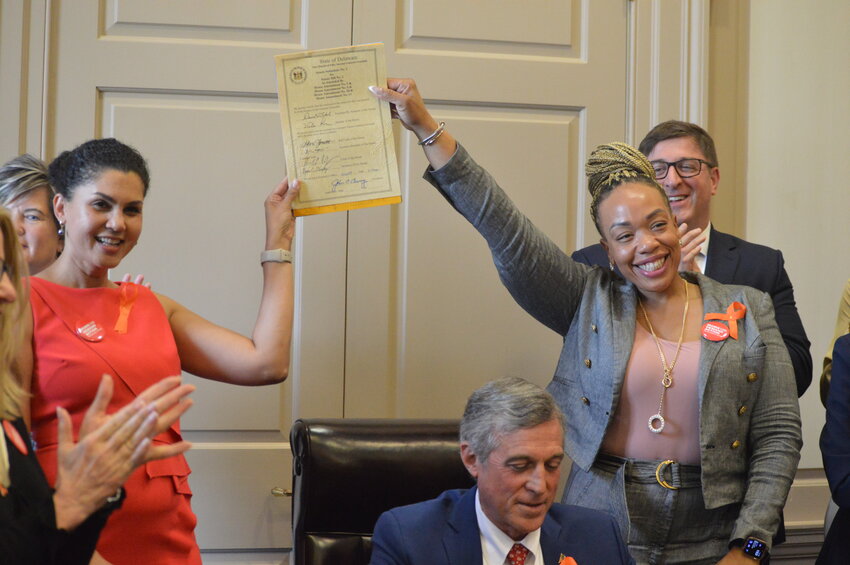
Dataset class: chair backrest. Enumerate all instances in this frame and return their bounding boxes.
[289,418,476,565]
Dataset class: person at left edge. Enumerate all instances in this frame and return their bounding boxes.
[14,138,298,565]
[370,377,634,565]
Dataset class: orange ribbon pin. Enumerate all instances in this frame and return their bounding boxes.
[3,420,28,455]
[703,301,747,340]
[114,282,139,334]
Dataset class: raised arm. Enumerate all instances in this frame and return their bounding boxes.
[369,78,591,336]
[158,178,297,385]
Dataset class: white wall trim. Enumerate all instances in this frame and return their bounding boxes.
[687,0,710,125]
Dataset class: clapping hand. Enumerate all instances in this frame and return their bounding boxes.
[52,375,194,530]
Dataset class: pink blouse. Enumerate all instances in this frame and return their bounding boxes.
[600,322,702,465]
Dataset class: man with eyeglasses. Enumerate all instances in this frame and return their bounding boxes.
[572,120,811,399]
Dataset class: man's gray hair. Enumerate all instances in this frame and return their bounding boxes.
[460,377,565,463]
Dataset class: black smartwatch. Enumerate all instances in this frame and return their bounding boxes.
[742,537,768,560]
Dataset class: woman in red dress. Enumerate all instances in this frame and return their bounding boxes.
[15,138,298,564]
[0,207,195,564]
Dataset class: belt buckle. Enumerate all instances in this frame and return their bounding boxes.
[655,459,679,490]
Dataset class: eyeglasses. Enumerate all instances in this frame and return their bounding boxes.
[651,158,715,180]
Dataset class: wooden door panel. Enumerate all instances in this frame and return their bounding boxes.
[185,441,292,549]
[109,0,292,32]
[407,0,573,47]
[355,0,624,113]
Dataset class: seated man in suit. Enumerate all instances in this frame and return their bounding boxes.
[370,377,634,565]
[571,120,812,397]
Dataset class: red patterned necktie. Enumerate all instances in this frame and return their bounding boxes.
[507,543,529,565]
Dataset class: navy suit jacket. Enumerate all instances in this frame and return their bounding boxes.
[819,334,850,564]
[369,487,634,565]
[571,229,812,397]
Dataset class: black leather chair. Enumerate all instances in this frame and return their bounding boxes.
[289,419,476,565]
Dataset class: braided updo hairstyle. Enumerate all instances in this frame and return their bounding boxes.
[48,138,150,200]
[586,141,671,235]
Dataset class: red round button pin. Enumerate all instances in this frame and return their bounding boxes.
[702,320,729,341]
[76,320,105,342]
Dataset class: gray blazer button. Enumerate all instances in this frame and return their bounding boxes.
[584,359,592,368]
[730,440,741,449]
[747,372,758,382]
[581,396,590,405]
[738,405,747,416]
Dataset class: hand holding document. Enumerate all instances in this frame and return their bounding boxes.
[274,44,402,216]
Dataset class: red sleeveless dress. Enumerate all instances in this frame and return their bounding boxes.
[29,277,202,565]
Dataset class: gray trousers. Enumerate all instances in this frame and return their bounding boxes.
[564,454,742,565]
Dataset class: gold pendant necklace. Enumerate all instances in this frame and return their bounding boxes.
[638,278,689,434]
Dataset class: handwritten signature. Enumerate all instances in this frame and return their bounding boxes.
[331,177,369,191]
[301,153,340,174]
[302,110,332,120]
[301,138,332,147]
[302,119,332,129]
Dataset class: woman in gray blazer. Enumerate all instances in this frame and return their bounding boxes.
[370,80,802,565]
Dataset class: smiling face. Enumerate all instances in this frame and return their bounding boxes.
[54,169,144,277]
[5,185,61,275]
[461,419,564,541]
[647,136,718,231]
[599,181,681,300]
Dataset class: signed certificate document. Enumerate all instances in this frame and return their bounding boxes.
[274,43,401,216]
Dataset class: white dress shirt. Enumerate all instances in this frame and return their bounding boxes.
[475,490,543,565]
[693,222,713,274]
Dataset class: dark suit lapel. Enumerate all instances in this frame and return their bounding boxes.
[704,229,739,284]
[540,512,563,565]
[445,487,483,565]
